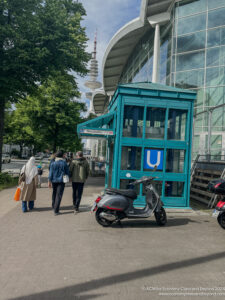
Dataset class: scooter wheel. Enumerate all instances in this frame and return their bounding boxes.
[217,212,225,229]
[155,207,167,226]
[95,208,113,227]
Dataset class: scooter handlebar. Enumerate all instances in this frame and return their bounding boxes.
[132,176,159,186]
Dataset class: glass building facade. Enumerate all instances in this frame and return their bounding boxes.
[119,0,225,158]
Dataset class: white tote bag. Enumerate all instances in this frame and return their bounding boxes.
[63,175,69,183]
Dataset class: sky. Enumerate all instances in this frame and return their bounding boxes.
[78,0,142,110]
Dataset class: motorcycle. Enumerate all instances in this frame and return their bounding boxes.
[91,175,167,227]
[208,178,225,229]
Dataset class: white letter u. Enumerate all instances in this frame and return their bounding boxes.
[147,151,161,168]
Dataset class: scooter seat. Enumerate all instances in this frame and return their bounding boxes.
[105,188,137,199]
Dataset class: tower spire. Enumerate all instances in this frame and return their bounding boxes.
[93,30,97,59]
[84,30,102,113]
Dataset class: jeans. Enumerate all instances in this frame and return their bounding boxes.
[52,182,65,213]
[72,182,84,210]
[22,201,34,212]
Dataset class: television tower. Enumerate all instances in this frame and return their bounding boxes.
[84,32,102,158]
[85,31,102,113]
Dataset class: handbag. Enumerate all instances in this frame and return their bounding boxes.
[19,165,26,184]
[63,175,69,183]
[14,187,21,201]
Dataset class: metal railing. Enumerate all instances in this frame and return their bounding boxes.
[194,154,225,163]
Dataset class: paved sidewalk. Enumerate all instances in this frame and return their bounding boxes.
[0,177,225,300]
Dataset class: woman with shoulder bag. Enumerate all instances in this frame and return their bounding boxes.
[48,150,69,215]
[19,156,38,213]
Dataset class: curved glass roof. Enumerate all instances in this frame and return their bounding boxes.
[94,0,176,113]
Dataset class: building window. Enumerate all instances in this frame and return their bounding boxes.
[143,181,162,197]
[175,69,204,89]
[207,27,225,48]
[167,109,187,141]
[205,86,225,107]
[208,7,225,29]
[177,13,206,36]
[177,31,206,53]
[121,146,142,170]
[165,181,184,197]
[145,107,166,139]
[176,50,205,72]
[177,0,207,18]
[123,105,144,138]
[208,0,225,10]
[166,149,185,173]
[206,66,225,87]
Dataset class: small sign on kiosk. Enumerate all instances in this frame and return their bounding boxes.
[144,149,164,170]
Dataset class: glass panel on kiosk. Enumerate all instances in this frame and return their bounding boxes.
[121,146,142,170]
[143,181,162,196]
[165,181,184,197]
[108,141,114,188]
[146,107,166,139]
[166,149,185,173]
[123,105,144,138]
[167,109,187,140]
[120,179,140,194]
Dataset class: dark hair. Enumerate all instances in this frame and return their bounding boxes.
[56,150,64,158]
[76,151,83,158]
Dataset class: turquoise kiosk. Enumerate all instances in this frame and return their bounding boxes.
[78,82,196,208]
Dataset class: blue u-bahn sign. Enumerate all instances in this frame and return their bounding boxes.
[144,149,164,170]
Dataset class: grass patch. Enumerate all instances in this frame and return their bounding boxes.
[0,173,19,191]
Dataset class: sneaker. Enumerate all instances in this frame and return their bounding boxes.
[54,212,60,216]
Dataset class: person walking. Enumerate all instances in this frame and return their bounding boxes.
[49,153,56,170]
[70,151,90,213]
[37,165,43,188]
[19,156,38,213]
[48,150,69,215]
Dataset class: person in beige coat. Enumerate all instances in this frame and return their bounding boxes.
[19,156,38,213]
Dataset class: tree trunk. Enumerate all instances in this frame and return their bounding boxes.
[0,98,6,172]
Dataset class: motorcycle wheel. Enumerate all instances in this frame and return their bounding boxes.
[217,212,225,229]
[95,208,113,227]
[154,207,167,226]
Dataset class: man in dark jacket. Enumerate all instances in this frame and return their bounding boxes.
[69,151,90,213]
[48,150,69,215]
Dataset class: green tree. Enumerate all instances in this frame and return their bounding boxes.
[4,106,39,157]
[0,0,90,170]
[15,73,86,152]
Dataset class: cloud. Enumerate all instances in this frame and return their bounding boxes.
[77,0,141,110]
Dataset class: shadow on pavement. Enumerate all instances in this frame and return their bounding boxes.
[111,217,200,228]
[10,251,225,300]
[34,205,92,213]
[34,205,73,212]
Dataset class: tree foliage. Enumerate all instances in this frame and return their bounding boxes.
[0,0,89,101]
[0,0,90,170]
[4,104,39,156]
[7,73,86,152]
